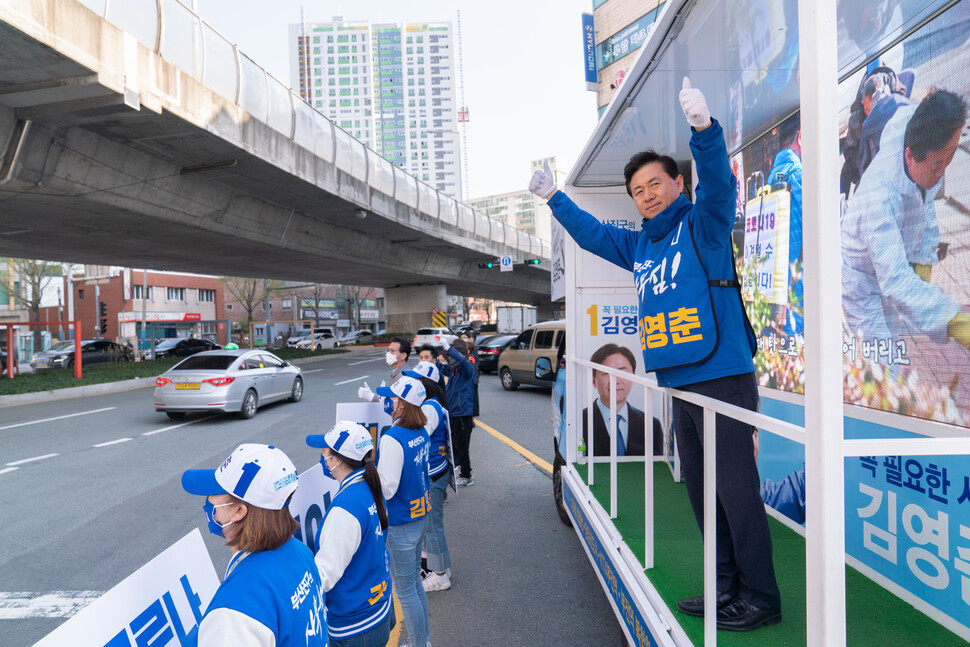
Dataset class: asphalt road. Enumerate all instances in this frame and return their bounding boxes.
[0,349,622,646]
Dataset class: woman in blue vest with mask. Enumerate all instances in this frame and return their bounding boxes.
[181,443,327,646]
[376,376,432,647]
[306,421,393,646]
[405,361,455,593]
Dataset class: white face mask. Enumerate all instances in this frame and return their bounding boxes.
[385,351,398,366]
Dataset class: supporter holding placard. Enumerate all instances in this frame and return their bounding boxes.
[181,444,327,646]
[306,421,394,646]
[404,360,456,592]
[376,377,433,647]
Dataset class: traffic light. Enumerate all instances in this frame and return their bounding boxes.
[524,258,542,265]
[98,301,108,335]
[478,260,499,269]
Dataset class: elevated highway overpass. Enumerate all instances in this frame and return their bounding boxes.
[0,0,553,329]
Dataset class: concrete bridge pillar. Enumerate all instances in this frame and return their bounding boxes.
[384,284,448,335]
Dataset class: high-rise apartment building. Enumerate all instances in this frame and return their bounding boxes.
[290,17,462,200]
[467,157,560,242]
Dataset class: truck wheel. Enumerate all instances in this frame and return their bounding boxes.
[500,367,518,391]
[553,451,572,527]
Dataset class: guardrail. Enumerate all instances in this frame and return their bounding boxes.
[569,355,970,645]
[65,0,550,261]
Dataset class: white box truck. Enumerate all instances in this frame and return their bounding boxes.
[496,306,536,334]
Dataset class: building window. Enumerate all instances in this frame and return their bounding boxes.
[201,322,216,335]
[78,289,84,299]
[132,285,153,300]
[282,298,292,310]
[225,304,233,311]
[167,287,186,301]
[198,289,215,303]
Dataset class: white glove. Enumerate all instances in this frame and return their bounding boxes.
[679,77,710,129]
[529,161,557,200]
[357,382,375,402]
[440,338,451,352]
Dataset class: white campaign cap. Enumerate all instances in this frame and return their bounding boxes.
[376,376,427,406]
[306,420,375,461]
[181,443,298,510]
[404,360,440,384]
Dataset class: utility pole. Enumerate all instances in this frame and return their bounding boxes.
[140,269,148,360]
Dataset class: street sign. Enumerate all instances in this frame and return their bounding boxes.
[500,255,513,272]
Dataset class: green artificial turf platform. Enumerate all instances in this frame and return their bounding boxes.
[571,461,967,646]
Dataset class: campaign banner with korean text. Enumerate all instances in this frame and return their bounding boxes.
[34,529,219,647]
[847,445,970,639]
[577,290,663,461]
[290,463,340,554]
[730,111,804,395]
[838,1,970,428]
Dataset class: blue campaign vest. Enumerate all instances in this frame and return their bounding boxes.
[382,424,431,525]
[425,397,451,477]
[316,469,392,640]
[203,538,327,646]
[635,214,743,373]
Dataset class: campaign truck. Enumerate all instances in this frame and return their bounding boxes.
[549,0,970,645]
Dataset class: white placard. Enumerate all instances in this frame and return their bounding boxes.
[551,218,566,301]
[334,402,393,447]
[290,463,340,554]
[500,255,513,272]
[35,529,220,647]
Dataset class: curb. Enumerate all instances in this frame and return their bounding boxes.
[0,350,356,408]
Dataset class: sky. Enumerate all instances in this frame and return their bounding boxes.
[192,0,600,199]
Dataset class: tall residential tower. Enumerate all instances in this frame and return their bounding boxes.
[290,17,462,200]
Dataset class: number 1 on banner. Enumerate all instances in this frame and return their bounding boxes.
[587,304,598,336]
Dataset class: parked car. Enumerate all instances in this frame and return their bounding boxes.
[496,320,565,391]
[412,327,458,348]
[451,322,481,337]
[31,339,133,369]
[295,331,339,350]
[153,349,303,419]
[287,328,334,347]
[0,348,16,377]
[286,330,312,347]
[150,337,221,359]
[475,334,516,374]
[338,330,375,345]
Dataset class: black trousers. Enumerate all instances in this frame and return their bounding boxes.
[672,371,781,610]
[451,415,475,478]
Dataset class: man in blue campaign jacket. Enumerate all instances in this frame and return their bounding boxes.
[530,78,781,632]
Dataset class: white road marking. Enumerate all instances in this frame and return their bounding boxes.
[93,438,132,448]
[142,415,219,436]
[0,467,19,476]
[0,407,116,432]
[0,591,103,619]
[303,369,323,374]
[6,453,59,466]
[335,375,369,385]
[348,358,383,365]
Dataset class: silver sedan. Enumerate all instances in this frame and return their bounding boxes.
[153,349,303,419]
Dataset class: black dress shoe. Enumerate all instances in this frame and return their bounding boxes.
[716,597,782,631]
[675,592,737,617]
